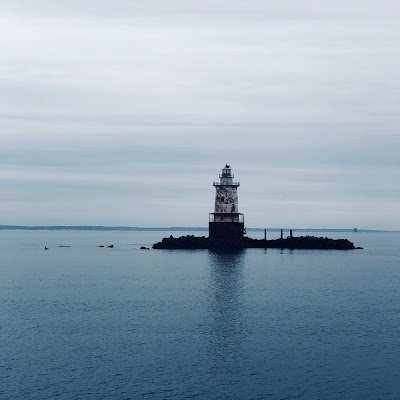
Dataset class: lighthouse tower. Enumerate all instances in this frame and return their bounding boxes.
[209,164,245,240]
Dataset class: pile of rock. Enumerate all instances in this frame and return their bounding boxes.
[152,235,361,250]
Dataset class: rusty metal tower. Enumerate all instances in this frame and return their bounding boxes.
[209,164,245,240]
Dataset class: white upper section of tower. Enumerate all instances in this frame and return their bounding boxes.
[213,165,240,214]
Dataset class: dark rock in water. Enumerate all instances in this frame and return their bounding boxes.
[108,245,114,248]
[140,246,150,250]
[98,245,104,248]
[153,235,209,250]
[242,235,357,250]
[152,235,360,250]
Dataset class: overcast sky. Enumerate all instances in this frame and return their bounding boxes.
[1,0,399,229]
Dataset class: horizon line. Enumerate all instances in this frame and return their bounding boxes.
[0,225,397,232]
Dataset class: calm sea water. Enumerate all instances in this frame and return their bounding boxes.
[1,230,400,400]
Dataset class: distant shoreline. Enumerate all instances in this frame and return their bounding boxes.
[0,225,396,233]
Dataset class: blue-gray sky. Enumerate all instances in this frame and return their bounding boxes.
[1,0,399,229]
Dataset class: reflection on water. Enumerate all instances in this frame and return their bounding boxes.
[206,250,246,373]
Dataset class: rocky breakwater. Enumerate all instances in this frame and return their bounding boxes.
[153,235,210,249]
[242,235,361,250]
[152,235,362,250]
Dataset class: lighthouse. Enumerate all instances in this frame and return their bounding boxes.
[209,164,245,240]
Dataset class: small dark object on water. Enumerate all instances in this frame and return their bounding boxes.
[98,245,104,247]
[44,246,49,250]
[108,245,114,248]
[140,246,150,250]
[59,245,71,247]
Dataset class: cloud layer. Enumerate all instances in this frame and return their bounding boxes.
[1,1,399,228]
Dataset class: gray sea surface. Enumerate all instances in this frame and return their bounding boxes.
[1,230,400,399]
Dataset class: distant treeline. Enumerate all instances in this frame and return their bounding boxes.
[0,225,207,231]
[0,225,389,232]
